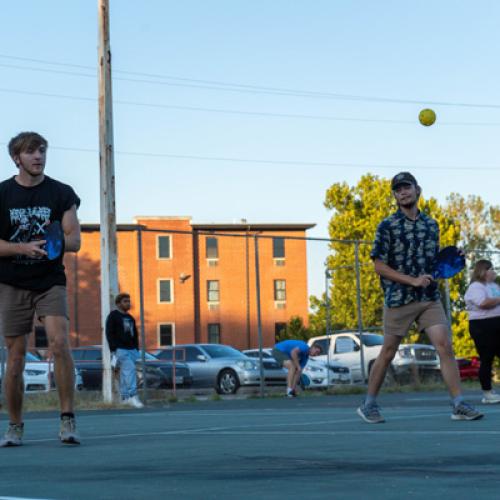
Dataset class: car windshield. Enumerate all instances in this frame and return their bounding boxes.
[202,345,246,359]
[0,350,41,362]
[359,334,384,346]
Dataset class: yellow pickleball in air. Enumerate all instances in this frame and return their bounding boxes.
[419,108,436,126]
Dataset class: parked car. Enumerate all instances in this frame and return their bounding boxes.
[308,332,441,384]
[242,348,351,388]
[456,357,480,381]
[242,349,288,385]
[152,344,263,394]
[71,346,192,390]
[0,349,82,393]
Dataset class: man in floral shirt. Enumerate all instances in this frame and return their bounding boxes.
[357,172,483,424]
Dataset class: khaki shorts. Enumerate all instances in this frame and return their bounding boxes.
[0,283,68,337]
[383,300,448,337]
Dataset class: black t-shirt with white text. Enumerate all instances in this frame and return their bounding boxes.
[0,175,80,290]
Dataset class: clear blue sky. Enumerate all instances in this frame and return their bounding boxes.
[1,1,499,298]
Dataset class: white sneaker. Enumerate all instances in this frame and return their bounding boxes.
[481,391,500,404]
[129,395,144,409]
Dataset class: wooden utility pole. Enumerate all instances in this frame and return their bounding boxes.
[98,0,119,403]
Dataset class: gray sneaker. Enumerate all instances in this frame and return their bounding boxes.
[357,403,385,424]
[0,423,24,447]
[59,416,81,445]
[451,402,484,421]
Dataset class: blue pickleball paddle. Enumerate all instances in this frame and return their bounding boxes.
[432,246,465,279]
[43,221,64,260]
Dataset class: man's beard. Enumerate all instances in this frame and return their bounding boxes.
[399,198,417,209]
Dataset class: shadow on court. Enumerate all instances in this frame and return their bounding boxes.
[0,390,498,500]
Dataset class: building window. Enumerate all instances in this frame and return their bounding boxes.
[158,323,174,346]
[275,322,287,341]
[158,279,173,303]
[157,235,172,259]
[34,326,48,349]
[274,280,286,301]
[207,280,220,302]
[208,323,221,344]
[206,237,218,259]
[273,237,285,259]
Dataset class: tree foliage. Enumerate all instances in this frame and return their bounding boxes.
[276,316,310,342]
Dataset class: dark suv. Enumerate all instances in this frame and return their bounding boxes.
[71,346,193,390]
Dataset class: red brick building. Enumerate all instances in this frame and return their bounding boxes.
[60,217,314,351]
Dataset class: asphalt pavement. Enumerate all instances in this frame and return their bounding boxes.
[0,390,499,500]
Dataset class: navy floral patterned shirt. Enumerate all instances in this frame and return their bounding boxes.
[371,209,441,308]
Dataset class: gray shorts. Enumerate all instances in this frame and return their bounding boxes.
[272,348,290,367]
[0,283,69,337]
[383,300,448,337]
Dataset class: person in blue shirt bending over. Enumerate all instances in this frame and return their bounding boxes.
[272,340,322,397]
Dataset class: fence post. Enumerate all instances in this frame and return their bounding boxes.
[325,266,332,387]
[137,226,148,404]
[444,280,453,341]
[354,241,367,382]
[0,335,4,403]
[253,234,265,398]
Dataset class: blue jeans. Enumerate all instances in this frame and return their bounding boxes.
[116,348,140,398]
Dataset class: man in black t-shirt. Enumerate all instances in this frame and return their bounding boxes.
[0,132,81,446]
[105,293,144,409]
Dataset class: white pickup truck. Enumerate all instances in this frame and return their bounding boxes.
[308,332,441,384]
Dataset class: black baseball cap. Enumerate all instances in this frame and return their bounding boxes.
[391,172,417,190]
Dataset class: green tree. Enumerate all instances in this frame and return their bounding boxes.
[276,316,310,342]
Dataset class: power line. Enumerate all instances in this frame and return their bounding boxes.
[1,55,500,109]
[1,87,500,127]
[0,142,496,171]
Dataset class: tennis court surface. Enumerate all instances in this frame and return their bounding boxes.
[0,390,499,499]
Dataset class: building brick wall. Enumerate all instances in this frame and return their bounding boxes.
[58,217,313,352]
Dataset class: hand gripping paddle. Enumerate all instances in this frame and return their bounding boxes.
[432,246,465,279]
[43,221,64,260]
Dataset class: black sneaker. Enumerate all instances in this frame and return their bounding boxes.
[357,403,385,424]
[287,390,297,398]
[451,402,484,421]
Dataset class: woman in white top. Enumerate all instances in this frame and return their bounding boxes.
[464,259,500,404]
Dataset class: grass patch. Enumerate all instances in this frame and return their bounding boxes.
[210,393,222,401]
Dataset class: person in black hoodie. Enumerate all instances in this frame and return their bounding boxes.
[106,293,144,408]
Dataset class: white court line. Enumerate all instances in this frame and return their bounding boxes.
[24,411,462,444]
[172,430,500,436]
[0,497,53,500]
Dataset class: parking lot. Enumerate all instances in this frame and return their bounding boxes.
[0,389,499,499]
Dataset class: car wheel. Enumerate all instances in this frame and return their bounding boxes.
[216,369,240,395]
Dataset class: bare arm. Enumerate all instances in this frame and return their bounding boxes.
[373,259,433,288]
[479,297,500,309]
[62,204,81,253]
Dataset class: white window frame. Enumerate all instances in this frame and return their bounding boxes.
[157,322,176,347]
[157,235,172,260]
[274,279,286,302]
[157,278,174,304]
[207,280,220,304]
